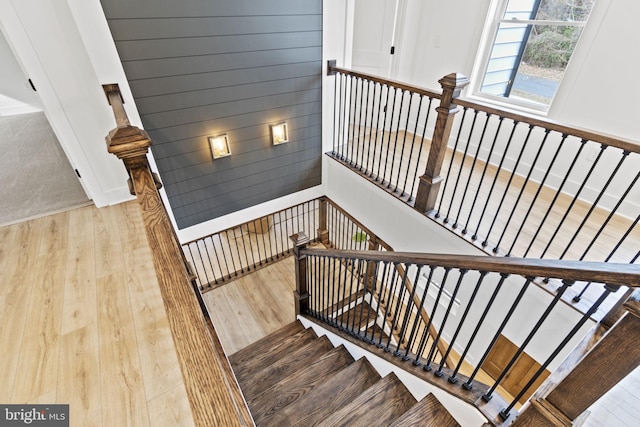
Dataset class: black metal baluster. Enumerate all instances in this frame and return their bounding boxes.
[484,280,574,403]
[375,85,392,180]
[362,82,375,173]
[404,266,434,361]
[363,260,379,344]
[325,257,340,326]
[206,238,222,284]
[346,75,357,164]
[232,227,246,273]
[525,139,592,258]
[332,70,339,154]
[394,264,424,356]
[384,264,406,351]
[436,107,468,218]
[368,83,383,178]
[445,109,479,225]
[224,230,240,275]
[559,150,629,260]
[381,88,399,185]
[393,92,413,194]
[408,97,434,201]
[375,261,392,347]
[353,77,364,168]
[575,218,640,301]
[265,215,276,261]
[437,271,488,377]
[218,233,234,279]
[463,116,505,240]
[357,79,371,171]
[454,112,489,230]
[494,128,549,253]
[464,276,533,389]
[450,273,508,384]
[415,267,451,366]
[426,269,467,372]
[354,259,368,335]
[473,120,518,245]
[500,284,616,419]
[192,244,210,288]
[401,95,424,198]
[507,134,568,257]
[245,223,257,270]
[198,240,216,287]
[337,73,346,159]
[387,90,406,190]
[343,257,359,334]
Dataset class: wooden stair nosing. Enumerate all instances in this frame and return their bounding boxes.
[389,393,461,427]
[248,345,355,425]
[229,320,305,366]
[316,372,417,427]
[232,327,317,383]
[283,357,381,427]
[238,335,335,401]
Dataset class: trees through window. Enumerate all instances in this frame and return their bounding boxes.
[478,0,596,109]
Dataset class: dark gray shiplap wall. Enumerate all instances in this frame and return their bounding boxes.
[101,0,322,228]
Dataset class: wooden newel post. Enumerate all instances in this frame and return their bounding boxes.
[318,197,329,245]
[365,235,380,293]
[513,290,640,426]
[291,232,311,317]
[414,73,469,214]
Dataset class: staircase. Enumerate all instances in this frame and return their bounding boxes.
[229,320,460,426]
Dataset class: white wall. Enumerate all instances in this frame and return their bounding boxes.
[354,0,639,218]
[0,29,42,115]
[398,0,491,92]
[0,0,132,206]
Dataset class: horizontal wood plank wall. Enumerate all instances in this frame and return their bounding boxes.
[101,0,323,228]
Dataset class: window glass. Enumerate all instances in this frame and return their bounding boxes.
[479,0,596,109]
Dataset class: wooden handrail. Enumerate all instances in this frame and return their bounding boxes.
[453,96,640,154]
[327,63,640,154]
[328,63,443,100]
[299,248,640,288]
[102,84,252,426]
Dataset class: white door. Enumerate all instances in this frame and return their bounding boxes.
[351,0,399,78]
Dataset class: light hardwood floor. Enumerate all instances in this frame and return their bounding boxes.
[0,202,194,427]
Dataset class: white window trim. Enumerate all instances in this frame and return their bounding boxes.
[468,0,596,116]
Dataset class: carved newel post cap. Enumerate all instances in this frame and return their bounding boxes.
[438,73,470,90]
[106,125,152,164]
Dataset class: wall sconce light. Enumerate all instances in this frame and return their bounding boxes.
[270,122,289,145]
[209,134,231,159]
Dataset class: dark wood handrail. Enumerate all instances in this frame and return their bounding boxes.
[102,84,252,426]
[328,63,640,154]
[329,63,443,100]
[453,97,640,154]
[300,247,640,287]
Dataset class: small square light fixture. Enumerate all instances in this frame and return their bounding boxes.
[270,122,289,145]
[209,134,231,159]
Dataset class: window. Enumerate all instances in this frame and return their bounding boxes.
[475,0,596,111]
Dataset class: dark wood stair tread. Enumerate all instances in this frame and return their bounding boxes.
[282,358,381,427]
[231,327,317,383]
[239,335,335,401]
[229,320,305,366]
[249,345,355,425]
[389,393,460,427]
[315,373,417,427]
